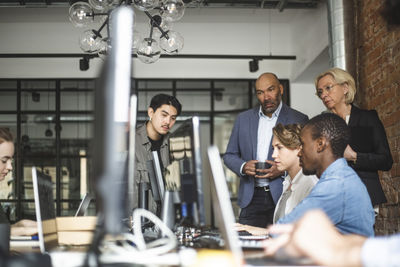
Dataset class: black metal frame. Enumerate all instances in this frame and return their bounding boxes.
[0,0,321,10]
[0,53,296,60]
[0,78,95,220]
[0,76,290,222]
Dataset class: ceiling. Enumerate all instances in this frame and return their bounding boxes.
[0,0,322,11]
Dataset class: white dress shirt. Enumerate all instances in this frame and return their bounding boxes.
[257,102,282,162]
[255,102,282,187]
[273,169,318,223]
[239,102,283,185]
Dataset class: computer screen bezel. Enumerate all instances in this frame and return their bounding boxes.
[168,116,205,226]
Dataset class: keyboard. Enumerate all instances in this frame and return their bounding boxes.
[238,230,252,236]
[238,239,265,250]
[192,234,225,248]
[238,235,268,250]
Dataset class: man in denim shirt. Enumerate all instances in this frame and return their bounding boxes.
[265,210,397,266]
[278,113,374,237]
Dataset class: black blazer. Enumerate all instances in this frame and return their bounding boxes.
[348,105,393,206]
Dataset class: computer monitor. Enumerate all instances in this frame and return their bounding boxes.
[74,193,92,217]
[168,116,205,227]
[145,151,165,206]
[92,6,134,235]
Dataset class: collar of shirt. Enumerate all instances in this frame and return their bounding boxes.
[345,114,350,124]
[320,158,348,181]
[137,122,169,149]
[282,169,303,192]
[258,101,282,120]
[256,101,282,162]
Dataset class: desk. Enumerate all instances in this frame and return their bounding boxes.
[10,241,40,254]
[9,239,314,267]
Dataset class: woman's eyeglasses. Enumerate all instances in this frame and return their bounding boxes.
[316,83,340,98]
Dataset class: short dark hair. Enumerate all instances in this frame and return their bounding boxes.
[305,113,350,159]
[0,128,13,144]
[149,94,182,116]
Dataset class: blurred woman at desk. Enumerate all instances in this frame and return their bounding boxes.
[235,123,318,235]
[314,68,393,209]
[0,128,37,236]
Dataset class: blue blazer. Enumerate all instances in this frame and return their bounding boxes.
[223,103,309,209]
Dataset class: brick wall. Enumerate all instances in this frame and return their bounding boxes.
[354,0,400,235]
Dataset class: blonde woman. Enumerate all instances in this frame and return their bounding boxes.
[235,123,317,235]
[315,68,392,208]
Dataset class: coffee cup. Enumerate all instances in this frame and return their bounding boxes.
[255,161,272,176]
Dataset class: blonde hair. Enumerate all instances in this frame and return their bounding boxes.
[272,123,302,150]
[0,128,13,144]
[314,68,356,104]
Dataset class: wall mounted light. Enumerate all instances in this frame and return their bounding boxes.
[32,92,40,102]
[79,56,90,71]
[249,59,259,72]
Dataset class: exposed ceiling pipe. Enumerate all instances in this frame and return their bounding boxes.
[327,0,346,69]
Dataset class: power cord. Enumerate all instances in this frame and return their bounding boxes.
[98,209,196,266]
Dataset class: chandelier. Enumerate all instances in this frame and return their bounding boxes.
[69,0,186,65]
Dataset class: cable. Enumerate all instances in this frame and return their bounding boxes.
[132,208,177,253]
[97,208,190,265]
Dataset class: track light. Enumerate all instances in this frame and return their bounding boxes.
[31,92,40,102]
[79,56,90,71]
[45,128,53,137]
[249,59,259,72]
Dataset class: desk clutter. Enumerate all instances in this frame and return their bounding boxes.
[175,226,224,249]
[173,225,268,251]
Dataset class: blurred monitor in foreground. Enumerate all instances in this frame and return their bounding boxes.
[92,6,134,235]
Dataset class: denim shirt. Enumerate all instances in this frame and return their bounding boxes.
[278,158,375,237]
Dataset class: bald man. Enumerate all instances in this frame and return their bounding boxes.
[223,73,308,228]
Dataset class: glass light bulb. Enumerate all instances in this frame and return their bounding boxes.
[160,30,184,54]
[132,30,143,53]
[88,0,115,10]
[98,38,112,60]
[161,0,185,22]
[137,38,161,64]
[79,30,102,53]
[69,2,94,27]
[133,0,160,11]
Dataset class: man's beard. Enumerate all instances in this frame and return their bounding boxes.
[262,93,281,114]
[262,100,278,114]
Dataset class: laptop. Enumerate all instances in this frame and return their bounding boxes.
[9,167,53,249]
[207,146,313,267]
[10,168,93,249]
[32,166,58,253]
[75,193,92,217]
[32,167,94,267]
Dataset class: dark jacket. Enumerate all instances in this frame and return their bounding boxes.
[348,105,393,206]
[134,122,171,213]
